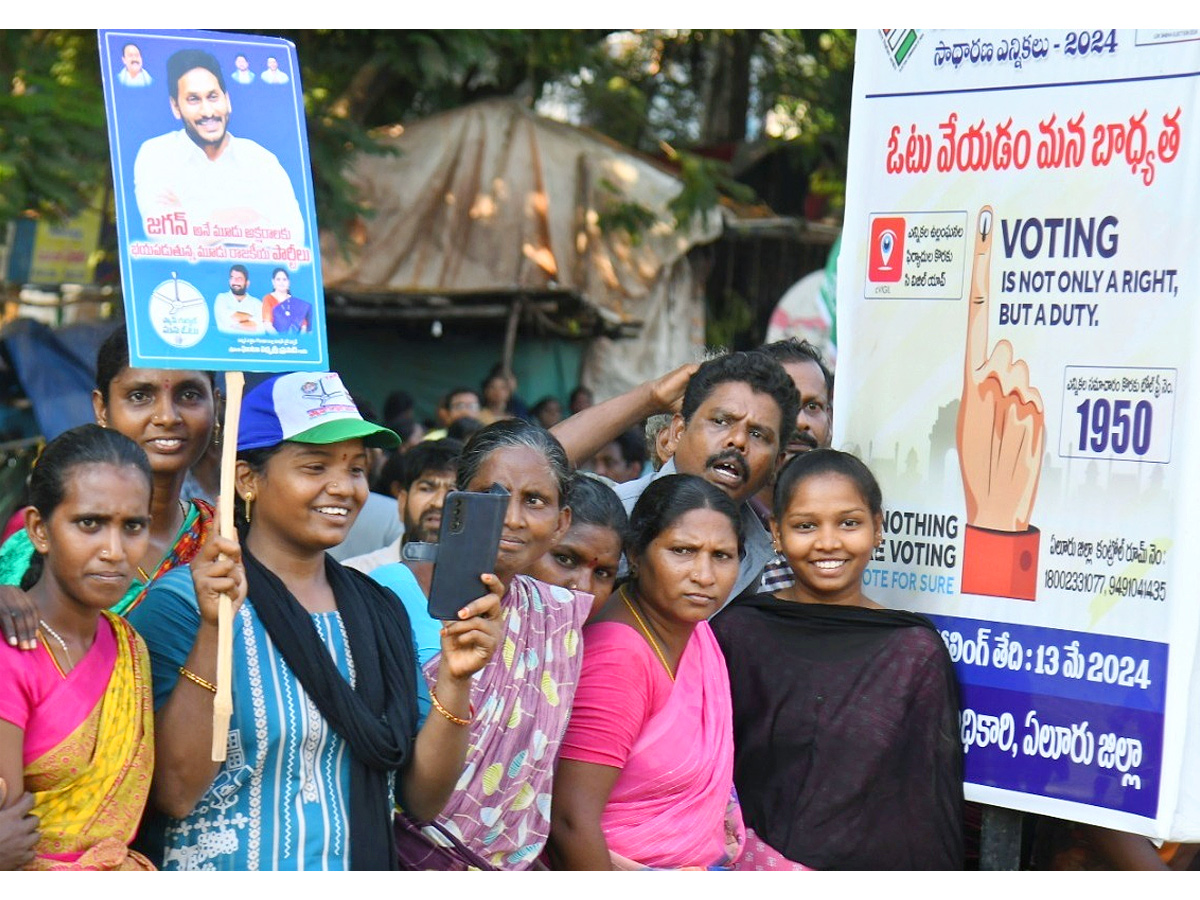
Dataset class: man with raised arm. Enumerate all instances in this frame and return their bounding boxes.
[557,351,798,611]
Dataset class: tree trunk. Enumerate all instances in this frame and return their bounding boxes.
[327,54,397,125]
[700,29,759,146]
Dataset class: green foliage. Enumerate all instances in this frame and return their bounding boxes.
[564,30,705,151]
[0,31,108,224]
[0,28,856,274]
[290,30,608,126]
[665,148,755,231]
[753,30,856,198]
[595,178,658,247]
[285,29,609,251]
[546,30,855,224]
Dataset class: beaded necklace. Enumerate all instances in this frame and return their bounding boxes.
[38,618,72,677]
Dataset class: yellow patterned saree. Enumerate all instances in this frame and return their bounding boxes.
[21,612,155,870]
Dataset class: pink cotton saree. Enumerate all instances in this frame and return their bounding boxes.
[600,621,745,870]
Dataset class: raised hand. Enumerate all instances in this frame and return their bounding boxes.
[0,777,38,870]
[650,362,701,414]
[0,586,38,650]
[189,533,247,627]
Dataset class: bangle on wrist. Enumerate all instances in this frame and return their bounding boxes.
[430,689,473,726]
[178,665,217,693]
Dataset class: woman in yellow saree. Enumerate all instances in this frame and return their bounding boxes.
[0,424,156,870]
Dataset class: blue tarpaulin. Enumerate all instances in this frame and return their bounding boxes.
[0,317,116,441]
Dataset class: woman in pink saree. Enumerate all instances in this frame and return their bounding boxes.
[0,425,156,870]
[549,475,746,870]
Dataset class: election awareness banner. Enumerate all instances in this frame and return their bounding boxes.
[99,28,327,372]
[836,29,1200,839]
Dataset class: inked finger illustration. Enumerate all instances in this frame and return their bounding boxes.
[956,205,1046,600]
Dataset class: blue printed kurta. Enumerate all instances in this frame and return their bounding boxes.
[130,566,386,871]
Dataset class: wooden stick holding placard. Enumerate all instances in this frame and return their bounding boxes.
[211,371,244,762]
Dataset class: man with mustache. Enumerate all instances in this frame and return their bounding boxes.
[133,48,304,247]
[342,439,462,592]
[117,43,152,87]
[761,337,834,459]
[611,351,800,611]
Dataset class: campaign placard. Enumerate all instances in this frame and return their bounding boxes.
[838,29,1200,839]
[99,29,326,371]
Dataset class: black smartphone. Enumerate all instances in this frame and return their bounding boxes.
[425,486,509,620]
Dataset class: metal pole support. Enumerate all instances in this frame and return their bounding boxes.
[979,805,1024,870]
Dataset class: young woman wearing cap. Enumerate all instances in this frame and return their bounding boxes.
[127,371,502,871]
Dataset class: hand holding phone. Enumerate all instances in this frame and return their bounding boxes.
[425,486,508,620]
[436,573,504,680]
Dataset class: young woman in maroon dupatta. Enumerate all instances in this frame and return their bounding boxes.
[713,449,964,871]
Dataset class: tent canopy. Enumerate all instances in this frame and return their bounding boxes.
[320,98,723,395]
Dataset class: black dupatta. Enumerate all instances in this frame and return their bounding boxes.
[244,549,418,870]
[711,593,965,870]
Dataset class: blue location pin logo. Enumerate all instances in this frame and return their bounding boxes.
[879,228,895,270]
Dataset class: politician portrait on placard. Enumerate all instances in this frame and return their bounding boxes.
[100,29,325,373]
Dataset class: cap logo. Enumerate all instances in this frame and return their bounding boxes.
[301,377,355,419]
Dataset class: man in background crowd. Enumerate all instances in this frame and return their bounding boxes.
[424,387,482,441]
[342,439,462,592]
[584,426,647,485]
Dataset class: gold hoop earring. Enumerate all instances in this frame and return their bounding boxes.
[244,492,254,523]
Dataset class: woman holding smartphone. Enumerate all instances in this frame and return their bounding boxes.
[377,419,596,869]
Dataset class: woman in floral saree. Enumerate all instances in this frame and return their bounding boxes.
[0,424,156,870]
[381,420,594,870]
